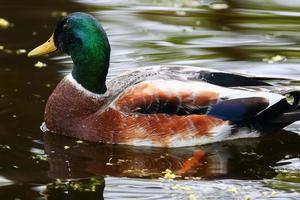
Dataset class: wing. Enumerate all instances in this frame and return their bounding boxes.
[114,79,284,122]
[207,97,269,121]
[196,71,271,87]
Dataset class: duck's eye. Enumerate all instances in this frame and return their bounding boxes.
[63,24,71,32]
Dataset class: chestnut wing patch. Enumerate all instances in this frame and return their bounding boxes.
[115,82,219,115]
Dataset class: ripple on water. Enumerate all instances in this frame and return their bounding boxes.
[104,177,300,200]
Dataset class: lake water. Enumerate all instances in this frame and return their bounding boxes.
[0,0,300,199]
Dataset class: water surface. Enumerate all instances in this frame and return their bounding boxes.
[0,0,300,199]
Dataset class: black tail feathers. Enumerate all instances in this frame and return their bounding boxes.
[256,91,300,133]
[270,107,300,124]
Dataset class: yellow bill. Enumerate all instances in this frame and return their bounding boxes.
[27,34,57,57]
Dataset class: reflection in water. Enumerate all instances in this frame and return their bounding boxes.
[43,131,300,199]
[44,131,300,180]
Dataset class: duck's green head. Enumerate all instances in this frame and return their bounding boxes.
[28,12,111,94]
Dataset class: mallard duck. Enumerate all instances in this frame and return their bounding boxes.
[28,12,300,147]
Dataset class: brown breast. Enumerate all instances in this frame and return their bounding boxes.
[45,77,106,140]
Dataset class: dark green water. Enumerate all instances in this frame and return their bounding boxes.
[0,0,300,199]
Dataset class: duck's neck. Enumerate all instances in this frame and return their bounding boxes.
[70,31,110,94]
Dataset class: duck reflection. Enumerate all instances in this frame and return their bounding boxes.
[43,130,300,180]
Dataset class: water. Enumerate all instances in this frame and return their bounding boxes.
[0,0,300,199]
